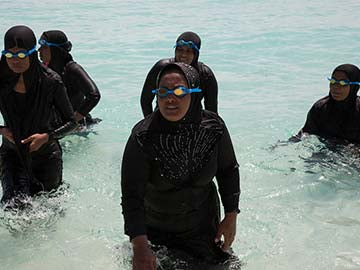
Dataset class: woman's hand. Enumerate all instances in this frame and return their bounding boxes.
[215,212,238,251]
[21,133,49,152]
[0,127,15,143]
[131,235,157,270]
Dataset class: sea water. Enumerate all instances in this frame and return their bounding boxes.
[1,0,360,269]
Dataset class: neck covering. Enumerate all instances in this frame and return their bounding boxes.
[175,31,201,67]
[40,30,73,74]
[134,62,224,184]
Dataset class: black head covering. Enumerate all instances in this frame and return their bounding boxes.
[153,62,202,128]
[134,62,224,184]
[330,64,360,103]
[175,31,201,67]
[40,30,73,74]
[1,25,40,93]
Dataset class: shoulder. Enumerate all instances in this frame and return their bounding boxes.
[64,61,85,74]
[197,62,215,78]
[197,61,213,72]
[200,110,225,130]
[310,96,330,111]
[131,114,154,136]
[41,64,64,86]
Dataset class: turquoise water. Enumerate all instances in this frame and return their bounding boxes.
[1,0,360,269]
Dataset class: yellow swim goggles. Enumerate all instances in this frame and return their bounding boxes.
[152,86,202,98]
[328,77,360,86]
[1,46,36,59]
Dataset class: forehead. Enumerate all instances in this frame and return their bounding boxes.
[7,47,27,52]
[159,71,187,86]
[176,46,194,53]
[333,70,348,79]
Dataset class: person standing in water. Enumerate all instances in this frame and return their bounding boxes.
[0,25,77,205]
[122,62,240,269]
[38,30,101,128]
[140,31,218,117]
[293,64,360,143]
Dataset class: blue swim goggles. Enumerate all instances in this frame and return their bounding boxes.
[38,39,67,47]
[327,77,360,86]
[173,39,199,51]
[152,86,202,98]
[1,46,36,59]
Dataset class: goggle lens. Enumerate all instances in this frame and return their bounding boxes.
[4,52,13,59]
[173,88,185,96]
[328,77,349,86]
[158,88,168,97]
[17,52,26,59]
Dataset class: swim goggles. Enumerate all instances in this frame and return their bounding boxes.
[38,39,68,47]
[174,39,199,51]
[1,46,37,59]
[152,86,202,98]
[327,77,360,86]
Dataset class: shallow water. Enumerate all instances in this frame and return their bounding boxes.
[1,0,360,269]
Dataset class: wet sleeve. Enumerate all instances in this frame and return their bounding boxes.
[68,63,101,116]
[140,60,169,117]
[121,134,151,240]
[202,65,218,113]
[48,83,77,140]
[290,105,319,142]
[215,125,240,213]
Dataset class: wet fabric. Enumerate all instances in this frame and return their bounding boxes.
[40,30,101,121]
[121,62,240,262]
[141,32,218,116]
[294,64,360,143]
[0,25,77,203]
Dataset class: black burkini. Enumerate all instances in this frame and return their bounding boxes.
[122,63,240,264]
[294,64,360,143]
[140,31,218,117]
[0,26,77,203]
[40,30,101,127]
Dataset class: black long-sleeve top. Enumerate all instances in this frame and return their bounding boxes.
[294,96,360,143]
[121,111,240,240]
[62,61,101,116]
[0,66,77,148]
[140,58,218,117]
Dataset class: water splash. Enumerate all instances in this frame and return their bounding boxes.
[0,184,72,235]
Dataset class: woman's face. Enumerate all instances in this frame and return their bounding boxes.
[175,46,195,65]
[38,45,51,64]
[157,71,191,122]
[6,47,31,74]
[330,71,350,101]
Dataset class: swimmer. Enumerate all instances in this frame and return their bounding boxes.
[140,31,218,117]
[122,62,240,269]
